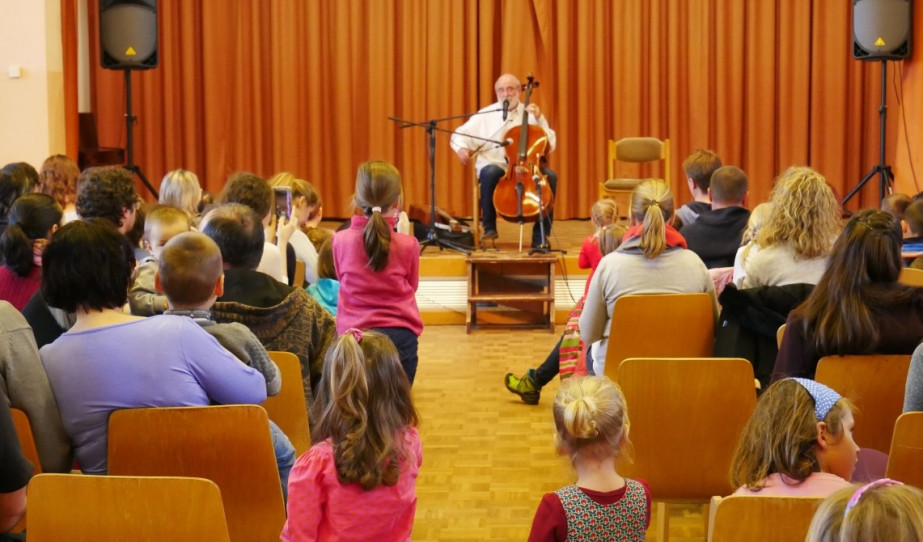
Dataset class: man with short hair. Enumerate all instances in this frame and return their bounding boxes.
[201,204,337,406]
[681,165,750,269]
[75,166,139,234]
[676,149,722,226]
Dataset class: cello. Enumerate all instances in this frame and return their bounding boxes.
[492,74,554,224]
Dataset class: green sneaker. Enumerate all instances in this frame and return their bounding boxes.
[504,369,541,405]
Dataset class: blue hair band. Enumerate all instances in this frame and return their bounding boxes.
[788,378,842,421]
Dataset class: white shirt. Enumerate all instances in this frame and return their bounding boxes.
[256,242,286,284]
[450,101,557,177]
[288,229,319,285]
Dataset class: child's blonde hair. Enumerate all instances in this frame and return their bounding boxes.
[741,202,774,246]
[591,198,619,228]
[159,169,202,218]
[807,480,923,542]
[553,376,630,462]
[729,379,853,491]
[353,160,403,272]
[598,224,627,256]
[312,329,419,490]
[144,205,193,239]
[757,167,841,259]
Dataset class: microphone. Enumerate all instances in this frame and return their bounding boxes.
[502,99,509,121]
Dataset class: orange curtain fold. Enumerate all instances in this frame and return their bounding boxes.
[67,0,920,215]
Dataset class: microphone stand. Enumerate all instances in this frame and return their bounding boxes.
[529,174,566,256]
[388,110,508,255]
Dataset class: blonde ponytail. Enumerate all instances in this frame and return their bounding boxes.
[630,179,674,259]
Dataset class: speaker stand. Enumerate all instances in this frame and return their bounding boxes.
[842,60,893,208]
[122,69,158,199]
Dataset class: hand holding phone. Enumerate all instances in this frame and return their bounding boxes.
[273,186,292,219]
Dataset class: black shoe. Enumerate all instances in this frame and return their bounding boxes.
[483,229,498,240]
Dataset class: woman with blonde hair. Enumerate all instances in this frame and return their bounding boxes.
[159,169,202,220]
[740,167,841,288]
[268,172,322,285]
[579,179,715,376]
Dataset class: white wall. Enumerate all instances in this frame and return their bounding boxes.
[0,0,66,168]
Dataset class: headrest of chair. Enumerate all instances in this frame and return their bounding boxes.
[604,177,662,189]
[615,137,666,162]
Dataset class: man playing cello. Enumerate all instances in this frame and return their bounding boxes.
[450,73,558,249]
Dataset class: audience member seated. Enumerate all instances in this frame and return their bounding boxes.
[38,154,81,223]
[202,204,337,405]
[128,206,193,315]
[268,172,323,285]
[0,301,71,473]
[38,219,268,474]
[0,195,62,310]
[732,202,774,287]
[158,168,203,224]
[806,480,923,542]
[305,238,338,317]
[675,149,721,226]
[774,209,923,382]
[729,378,856,497]
[158,231,295,498]
[904,342,923,413]
[681,165,750,269]
[0,162,40,235]
[738,167,841,288]
[0,399,32,534]
[218,172,294,284]
[881,192,912,224]
[22,166,140,348]
[579,179,716,376]
[902,199,923,267]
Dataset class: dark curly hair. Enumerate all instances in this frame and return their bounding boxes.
[218,172,271,219]
[0,162,40,222]
[75,166,138,228]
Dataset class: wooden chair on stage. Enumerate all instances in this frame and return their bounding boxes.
[600,137,671,221]
[814,354,912,453]
[27,474,230,541]
[617,357,757,542]
[886,412,923,489]
[108,405,285,542]
[708,496,823,542]
[263,350,311,456]
[603,293,715,382]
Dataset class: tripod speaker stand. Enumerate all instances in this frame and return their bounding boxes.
[122,69,158,199]
[842,60,893,208]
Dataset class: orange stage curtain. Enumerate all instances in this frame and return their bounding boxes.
[66,0,922,218]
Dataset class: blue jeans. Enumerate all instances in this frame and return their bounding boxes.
[373,327,419,385]
[269,420,296,503]
[479,164,558,246]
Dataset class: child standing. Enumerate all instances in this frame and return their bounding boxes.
[807,479,923,541]
[528,376,651,541]
[729,378,858,496]
[332,160,422,383]
[282,329,421,541]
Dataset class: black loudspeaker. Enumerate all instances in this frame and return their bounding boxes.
[99,0,158,70]
[853,0,913,60]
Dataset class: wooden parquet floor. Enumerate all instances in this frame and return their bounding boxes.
[412,325,706,541]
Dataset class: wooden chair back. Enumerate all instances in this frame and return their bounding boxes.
[886,412,923,488]
[264,350,311,456]
[108,405,285,542]
[10,408,41,474]
[27,474,230,541]
[815,354,912,453]
[710,496,823,542]
[600,137,671,220]
[617,357,756,501]
[292,259,306,288]
[899,266,923,287]
[603,293,715,382]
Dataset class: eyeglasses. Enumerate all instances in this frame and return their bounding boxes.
[495,86,521,93]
